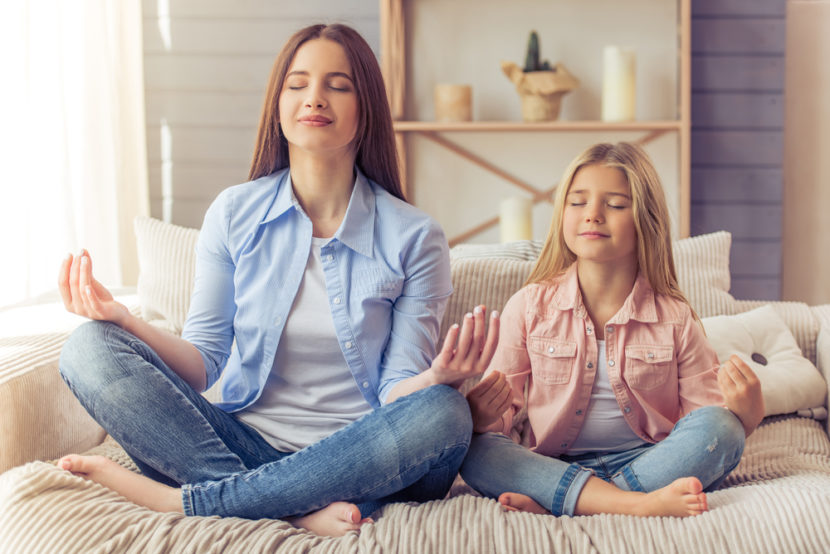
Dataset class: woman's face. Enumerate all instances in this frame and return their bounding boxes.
[278,38,359,159]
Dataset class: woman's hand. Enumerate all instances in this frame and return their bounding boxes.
[718,354,765,437]
[466,370,513,432]
[58,250,129,326]
[429,305,499,388]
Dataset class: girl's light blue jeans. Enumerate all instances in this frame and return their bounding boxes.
[460,406,745,517]
[59,321,472,519]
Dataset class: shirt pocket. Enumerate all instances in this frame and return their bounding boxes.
[624,344,674,390]
[527,337,577,385]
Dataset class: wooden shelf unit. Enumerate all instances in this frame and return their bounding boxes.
[380,0,691,244]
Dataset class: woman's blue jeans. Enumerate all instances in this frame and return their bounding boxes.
[460,406,745,517]
[59,321,472,519]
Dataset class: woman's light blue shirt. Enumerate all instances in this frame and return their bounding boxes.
[181,168,452,411]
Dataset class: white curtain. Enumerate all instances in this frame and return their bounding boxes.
[0,0,149,308]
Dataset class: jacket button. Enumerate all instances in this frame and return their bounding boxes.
[608,360,615,367]
[548,346,555,353]
[560,443,568,448]
[576,409,582,415]
[624,406,631,414]
[587,362,594,369]
[606,326,614,334]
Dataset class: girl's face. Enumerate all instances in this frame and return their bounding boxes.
[278,38,359,159]
[562,164,638,266]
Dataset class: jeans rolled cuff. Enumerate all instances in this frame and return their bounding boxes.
[552,463,594,517]
[181,484,196,516]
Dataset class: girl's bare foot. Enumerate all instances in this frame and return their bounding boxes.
[288,502,373,537]
[58,454,183,513]
[500,476,708,518]
[498,492,549,515]
[635,477,707,517]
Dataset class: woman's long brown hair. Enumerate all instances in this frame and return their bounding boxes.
[248,24,405,201]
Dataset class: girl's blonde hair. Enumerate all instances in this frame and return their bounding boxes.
[526,142,693,311]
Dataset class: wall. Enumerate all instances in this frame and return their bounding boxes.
[782,0,830,305]
[402,0,682,245]
[690,0,786,300]
[141,0,379,229]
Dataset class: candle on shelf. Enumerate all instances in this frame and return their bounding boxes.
[601,46,636,122]
[499,197,533,243]
[434,84,473,122]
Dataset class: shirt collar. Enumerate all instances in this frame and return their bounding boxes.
[259,167,376,258]
[552,263,657,323]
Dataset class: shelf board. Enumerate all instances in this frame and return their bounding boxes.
[392,120,682,132]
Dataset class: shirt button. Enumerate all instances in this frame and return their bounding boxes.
[326,254,333,262]
[624,406,631,414]
[606,326,614,334]
[345,341,353,349]
[362,381,370,388]
[608,360,615,367]
[333,297,341,305]
[587,362,594,369]
[548,346,555,354]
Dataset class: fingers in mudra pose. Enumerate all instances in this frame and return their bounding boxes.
[58,250,129,325]
[718,354,765,436]
[431,305,500,387]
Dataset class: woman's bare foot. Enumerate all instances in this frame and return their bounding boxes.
[498,492,549,515]
[58,454,183,513]
[288,502,373,537]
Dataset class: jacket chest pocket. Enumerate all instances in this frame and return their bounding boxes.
[624,345,674,390]
[528,337,577,385]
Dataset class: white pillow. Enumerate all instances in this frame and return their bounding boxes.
[702,304,827,416]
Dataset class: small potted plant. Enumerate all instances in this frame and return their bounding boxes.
[501,31,579,122]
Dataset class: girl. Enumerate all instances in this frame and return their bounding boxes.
[461,142,763,518]
[56,24,497,537]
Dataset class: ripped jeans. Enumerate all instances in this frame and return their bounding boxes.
[460,406,745,516]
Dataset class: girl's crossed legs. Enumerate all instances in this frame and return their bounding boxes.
[58,321,473,535]
[460,406,745,517]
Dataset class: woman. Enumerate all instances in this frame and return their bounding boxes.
[56,24,498,537]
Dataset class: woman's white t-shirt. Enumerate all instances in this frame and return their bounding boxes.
[237,237,372,452]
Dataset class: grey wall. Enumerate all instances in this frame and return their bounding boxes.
[141,0,379,230]
[691,0,786,300]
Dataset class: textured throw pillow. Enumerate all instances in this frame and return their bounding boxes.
[449,230,737,318]
[702,304,827,417]
[134,216,199,334]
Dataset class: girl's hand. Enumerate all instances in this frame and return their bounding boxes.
[466,370,513,432]
[429,305,499,388]
[58,250,129,326]
[718,354,765,437]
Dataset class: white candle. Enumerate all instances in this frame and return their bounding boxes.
[499,197,533,243]
[602,46,636,122]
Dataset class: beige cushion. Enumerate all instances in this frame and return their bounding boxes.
[0,300,141,473]
[702,305,827,416]
[135,215,738,335]
[134,216,199,334]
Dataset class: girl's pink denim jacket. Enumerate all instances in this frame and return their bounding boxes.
[487,263,722,456]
